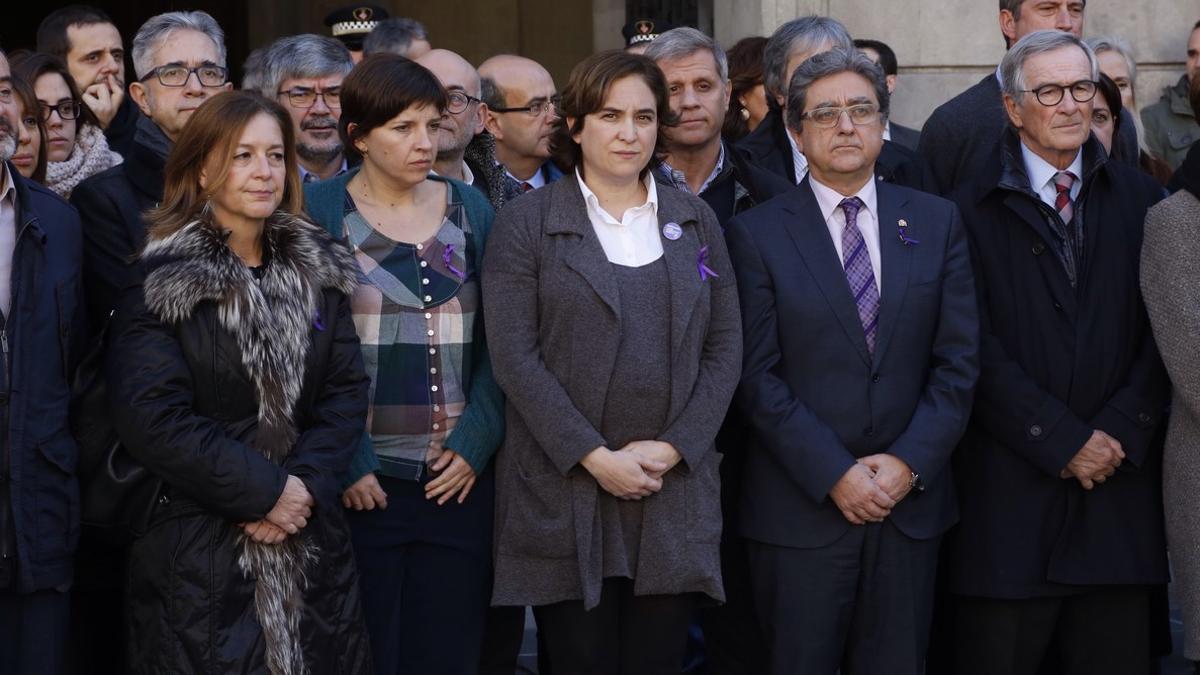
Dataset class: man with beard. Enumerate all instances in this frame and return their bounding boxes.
[417,49,517,211]
[36,5,141,157]
[256,34,354,183]
[479,55,563,194]
[0,47,87,675]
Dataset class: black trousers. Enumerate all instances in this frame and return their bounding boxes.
[952,587,1151,675]
[532,578,695,675]
[697,534,766,674]
[748,521,941,675]
[0,588,69,675]
[346,470,495,675]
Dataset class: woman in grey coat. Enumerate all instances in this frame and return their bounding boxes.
[482,50,741,674]
[1141,88,1200,668]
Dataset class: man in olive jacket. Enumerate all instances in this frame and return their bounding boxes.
[1140,20,1200,171]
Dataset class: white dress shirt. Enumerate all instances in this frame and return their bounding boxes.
[786,127,809,184]
[809,174,883,294]
[507,166,546,190]
[1020,142,1083,211]
[576,169,663,267]
[0,165,16,319]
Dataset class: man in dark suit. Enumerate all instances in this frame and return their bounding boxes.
[735,16,933,192]
[854,38,920,151]
[725,48,979,675]
[918,0,1139,195]
[944,31,1168,675]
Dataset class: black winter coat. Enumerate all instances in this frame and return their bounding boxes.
[108,211,372,674]
[945,130,1170,598]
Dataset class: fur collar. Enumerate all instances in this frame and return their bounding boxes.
[141,210,358,675]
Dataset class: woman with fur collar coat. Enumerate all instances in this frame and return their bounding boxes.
[107,92,372,674]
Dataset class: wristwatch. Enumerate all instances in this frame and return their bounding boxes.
[909,471,925,492]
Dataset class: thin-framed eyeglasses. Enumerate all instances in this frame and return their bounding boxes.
[800,103,881,128]
[446,91,481,115]
[1020,80,1097,107]
[40,100,82,121]
[278,87,341,109]
[140,64,228,88]
[490,95,561,117]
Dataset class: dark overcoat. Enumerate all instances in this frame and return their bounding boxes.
[108,212,373,674]
[945,131,1170,598]
[482,177,742,610]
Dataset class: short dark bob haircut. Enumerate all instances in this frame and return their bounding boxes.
[551,49,678,178]
[337,53,447,163]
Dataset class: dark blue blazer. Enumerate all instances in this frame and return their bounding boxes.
[726,176,979,549]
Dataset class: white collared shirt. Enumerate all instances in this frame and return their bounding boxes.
[0,164,16,318]
[786,127,809,184]
[809,174,883,294]
[882,121,892,142]
[507,166,546,190]
[1020,142,1083,211]
[576,169,663,267]
[430,161,476,185]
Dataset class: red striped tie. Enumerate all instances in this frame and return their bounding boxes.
[1053,171,1075,224]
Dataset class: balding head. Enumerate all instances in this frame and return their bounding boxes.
[478,54,559,178]
[417,49,485,164]
[417,48,480,97]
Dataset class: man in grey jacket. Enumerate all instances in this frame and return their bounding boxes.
[1141,20,1200,170]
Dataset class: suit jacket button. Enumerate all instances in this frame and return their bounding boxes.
[872,374,880,383]
[1029,424,1043,437]
[1032,243,1046,255]
[1138,412,1152,424]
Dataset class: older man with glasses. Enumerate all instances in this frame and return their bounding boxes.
[943,30,1169,675]
[254,34,353,183]
[478,54,563,194]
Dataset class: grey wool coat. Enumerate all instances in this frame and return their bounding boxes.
[482,176,742,610]
[1141,187,1200,659]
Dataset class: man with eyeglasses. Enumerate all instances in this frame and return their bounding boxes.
[417,49,519,212]
[943,31,1168,675]
[479,55,564,194]
[724,46,979,675]
[0,48,88,675]
[255,34,353,184]
[73,11,231,333]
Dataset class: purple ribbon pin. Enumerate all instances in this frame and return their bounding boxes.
[698,245,718,281]
[443,244,466,280]
[897,218,920,246]
[313,309,325,331]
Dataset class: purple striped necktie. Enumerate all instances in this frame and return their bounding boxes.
[839,196,880,354]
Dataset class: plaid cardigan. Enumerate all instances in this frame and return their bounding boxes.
[304,171,505,482]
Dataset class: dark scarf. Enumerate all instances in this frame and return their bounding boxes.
[1178,141,1200,201]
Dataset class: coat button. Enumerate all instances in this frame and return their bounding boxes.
[1138,412,1152,424]
[1029,424,1043,437]
[872,374,880,383]
[1053,302,1062,310]
[1031,243,1046,255]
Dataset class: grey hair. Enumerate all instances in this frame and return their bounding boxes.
[241,46,268,92]
[362,18,428,57]
[132,11,226,80]
[763,16,853,101]
[1085,35,1138,87]
[256,34,353,98]
[785,48,889,133]
[644,27,729,82]
[1001,30,1099,102]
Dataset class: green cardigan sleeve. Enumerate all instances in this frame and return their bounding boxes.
[444,180,507,473]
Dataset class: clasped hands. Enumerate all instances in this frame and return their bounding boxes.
[1059,430,1124,490]
[830,454,912,525]
[581,440,682,500]
[241,475,313,545]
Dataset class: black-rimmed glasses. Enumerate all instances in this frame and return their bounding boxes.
[140,64,228,88]
[40,100,82,121]
[490,95,560,117]
[278,87,341,109]
[1021,80,1097,107]
[446,91,481,115]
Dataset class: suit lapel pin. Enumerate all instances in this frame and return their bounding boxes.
[662,222,682,241]
[897,219,920,246]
